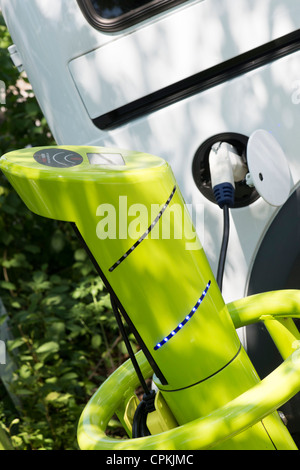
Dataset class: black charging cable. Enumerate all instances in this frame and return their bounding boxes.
[110,295,156,437]
[216,204,230,292]
[209,142,237,292]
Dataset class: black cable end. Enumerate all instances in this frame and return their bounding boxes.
[143,389,156,413]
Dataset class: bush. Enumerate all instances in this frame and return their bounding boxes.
[0,15,127,449]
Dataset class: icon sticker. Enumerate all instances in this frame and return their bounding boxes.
[33,148,83,168]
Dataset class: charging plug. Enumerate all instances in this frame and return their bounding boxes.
[208,141,247,290]
[209,142,246,208]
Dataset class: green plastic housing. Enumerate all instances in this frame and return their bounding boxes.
[0,146,296,449]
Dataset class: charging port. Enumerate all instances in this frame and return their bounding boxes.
[192,132,259,208]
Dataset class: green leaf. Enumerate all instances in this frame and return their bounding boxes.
[19,364,32,379]
[7,337,25,351]
[51,230,65,252]
[45,392,60,402]
[24,244,40,254]
[45,392,72,404]
[11,301,22,309]
[60,372,78,381]
[2,253,31,269]
[33,271,47,283]
[74,248,87,261]
[36,341,59,355]
[91,334,102,349]
[0,280,16,291]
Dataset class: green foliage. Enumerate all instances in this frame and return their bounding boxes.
[0,15,128,449]
[0,15,52,152]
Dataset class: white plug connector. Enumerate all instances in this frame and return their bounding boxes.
[209,142,247,208]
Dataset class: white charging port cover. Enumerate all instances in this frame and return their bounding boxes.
[247,129,291,207]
